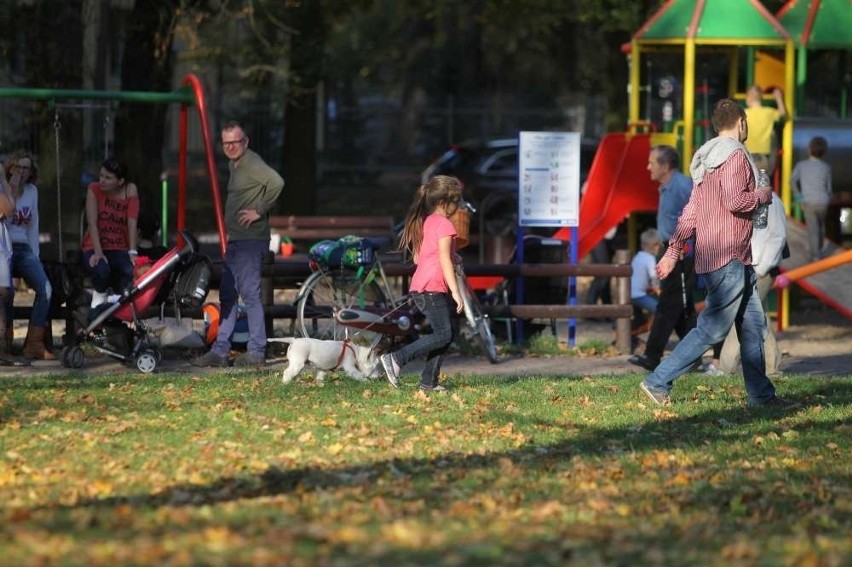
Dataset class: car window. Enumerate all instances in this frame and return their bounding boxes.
[480,149,518,175]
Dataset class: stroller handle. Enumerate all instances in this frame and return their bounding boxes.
[179,230,200,256]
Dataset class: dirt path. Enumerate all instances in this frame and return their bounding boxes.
[4,307,848,379]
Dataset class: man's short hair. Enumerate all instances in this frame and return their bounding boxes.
[652,145,680,170]
[222,120,243,133]
[711,98,745,133]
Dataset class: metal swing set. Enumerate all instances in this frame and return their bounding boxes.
[0,73,227,359]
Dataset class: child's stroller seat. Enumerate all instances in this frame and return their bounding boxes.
[62,230,212,373]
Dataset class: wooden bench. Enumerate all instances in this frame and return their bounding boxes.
[268,215,395,252]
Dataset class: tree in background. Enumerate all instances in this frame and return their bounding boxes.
[2,0,792,227]
[0,0,85,261]
[116,1,183,226]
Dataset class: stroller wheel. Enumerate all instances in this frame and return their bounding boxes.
[136,350,159,374]
[62,346,85,369]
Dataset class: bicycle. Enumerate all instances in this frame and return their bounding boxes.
[294,231,499,363]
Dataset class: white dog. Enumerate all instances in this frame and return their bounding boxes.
[268,337,381,384]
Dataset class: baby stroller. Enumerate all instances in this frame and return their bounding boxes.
[62,230,213,373]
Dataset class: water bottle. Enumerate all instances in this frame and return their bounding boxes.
[752,168,770,229]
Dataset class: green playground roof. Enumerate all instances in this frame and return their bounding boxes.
[777,0,852,48]
[634,0,790,43]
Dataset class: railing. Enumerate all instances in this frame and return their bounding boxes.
[15,251,635,354]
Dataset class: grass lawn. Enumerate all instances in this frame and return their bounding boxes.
[1,367,849,566]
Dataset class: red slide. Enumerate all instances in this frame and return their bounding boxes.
[553,133,659,258]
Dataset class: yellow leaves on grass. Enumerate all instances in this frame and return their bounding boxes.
[722,538,760,560]
[640,450,694,470]
[202,526,246,552]
[326,442,345,456]
[382,518,445,547]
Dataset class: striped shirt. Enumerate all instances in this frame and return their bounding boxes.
[665,149,770,275]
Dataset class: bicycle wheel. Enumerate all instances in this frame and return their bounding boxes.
[297,269,390,342]
[458,272,499,363]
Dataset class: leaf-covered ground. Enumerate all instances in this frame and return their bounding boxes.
[1,369,849,566]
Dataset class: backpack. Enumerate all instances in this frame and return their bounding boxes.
[308,235,374,270]
[751,194,787,277]
[170,254,213,309]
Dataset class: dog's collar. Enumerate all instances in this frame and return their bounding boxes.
[332,339,356,371]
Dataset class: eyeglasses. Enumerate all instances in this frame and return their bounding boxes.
[221,138,246,148]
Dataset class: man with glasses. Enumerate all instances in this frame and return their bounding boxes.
[193,121,284,367]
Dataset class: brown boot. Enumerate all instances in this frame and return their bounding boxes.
[22,325,57,361]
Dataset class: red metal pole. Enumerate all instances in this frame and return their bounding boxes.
[178,104,187,247]
[181,73,227,258]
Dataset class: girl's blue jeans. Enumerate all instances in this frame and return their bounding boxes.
[393,292,457,388]
[8,243,52,327]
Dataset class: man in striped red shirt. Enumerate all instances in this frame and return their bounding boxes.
[639,98,797,408]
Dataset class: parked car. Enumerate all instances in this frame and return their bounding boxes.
[420,137,598,236]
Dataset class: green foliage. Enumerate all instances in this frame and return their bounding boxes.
[1,369,848,565]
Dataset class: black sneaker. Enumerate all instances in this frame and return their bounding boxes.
[628,354,659,372]
[190,350,230,367]
[419,384,448,393]
[755,396,801,409]
[639,381,670,406]
[381,354,400,388]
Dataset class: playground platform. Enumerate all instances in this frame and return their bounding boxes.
[782,220,852,318]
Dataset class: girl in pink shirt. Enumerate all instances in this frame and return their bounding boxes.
[381,176,464,392]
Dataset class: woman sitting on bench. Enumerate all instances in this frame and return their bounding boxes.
[3,151,56,360]
[0,163,29,366]
[81,158,140,308]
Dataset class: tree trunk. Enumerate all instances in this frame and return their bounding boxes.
[17,0,85,262]
[282,1,325,215]
[115,1,178,236]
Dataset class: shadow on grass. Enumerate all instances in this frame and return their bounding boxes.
[30,379,850,511]
[8,374,847,563]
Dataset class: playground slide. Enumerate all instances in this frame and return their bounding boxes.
[776,221,852,318]
[552,133,659,258]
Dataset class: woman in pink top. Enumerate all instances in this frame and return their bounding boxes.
[81,158,140,308]
[381,176,464,392]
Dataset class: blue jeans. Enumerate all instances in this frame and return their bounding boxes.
[393,292,457,388]
[644,260,776,405]
[212,239,268,357]
[82,249,134,293]
[631,295,658,317]
[9,243,52,327]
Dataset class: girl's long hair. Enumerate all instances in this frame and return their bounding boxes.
[398,175,462,258]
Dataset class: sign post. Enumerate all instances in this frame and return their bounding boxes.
[516,131,581,345]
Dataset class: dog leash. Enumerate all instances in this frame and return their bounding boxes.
[331,338,356,371]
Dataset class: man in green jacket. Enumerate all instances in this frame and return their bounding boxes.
[193,121,284,367]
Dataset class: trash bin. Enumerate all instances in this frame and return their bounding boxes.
[519,235,569,304]
[505,235,569,340]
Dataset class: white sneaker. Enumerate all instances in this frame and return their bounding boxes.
[90,291,108,308]
[380,354,400,388]
[701,362,725,377]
